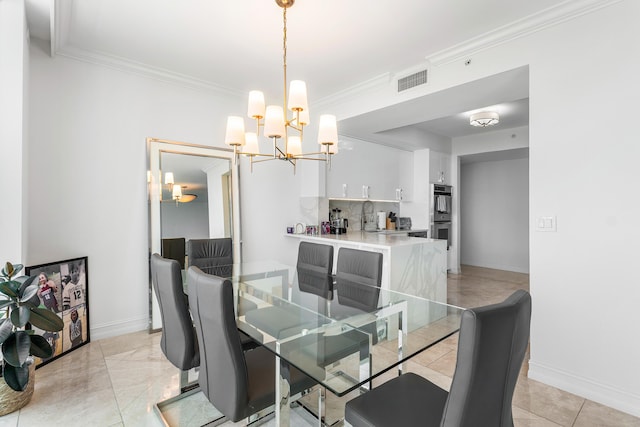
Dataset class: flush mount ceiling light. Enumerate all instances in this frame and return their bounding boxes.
[224,0,338,173]
[470,111,499,127]
[179,194,197,203]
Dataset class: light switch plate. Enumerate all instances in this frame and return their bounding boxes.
[535,216,557,232]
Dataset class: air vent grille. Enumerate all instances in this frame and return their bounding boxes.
[397,69,428,92]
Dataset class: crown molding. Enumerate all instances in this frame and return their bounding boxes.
[313,73,392,111]
[51,0,241,97]
[54,44,242,97]
[427,0,622,66]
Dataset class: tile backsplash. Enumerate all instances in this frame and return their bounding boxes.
[329,200,400,231]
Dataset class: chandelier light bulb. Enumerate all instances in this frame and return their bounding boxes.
[288,80,308,112]
[247,91,266,119]
[225,116,246,146]
[172,184,182,200]
[164,172,174,186]
[264,105,286,138]
[287,136,302,156]
[243,132,259,155]
[318,114,338,145]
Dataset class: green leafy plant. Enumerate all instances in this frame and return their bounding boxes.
[0,262,64,391]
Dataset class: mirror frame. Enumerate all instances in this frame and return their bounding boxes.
[147,137,241,330]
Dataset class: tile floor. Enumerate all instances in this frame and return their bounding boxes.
[1,265,639,426]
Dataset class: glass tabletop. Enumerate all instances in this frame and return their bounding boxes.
[195,262,463,397]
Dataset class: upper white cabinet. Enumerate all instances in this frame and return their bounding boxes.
[327,137,411,201]
[429,151,452,185]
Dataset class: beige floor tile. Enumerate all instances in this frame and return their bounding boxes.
[513,406,563,426]
[0,412,18,427]
[573,400,640,427]
[513,377,584,426]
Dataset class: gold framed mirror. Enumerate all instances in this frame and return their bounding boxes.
[147,137,241,330]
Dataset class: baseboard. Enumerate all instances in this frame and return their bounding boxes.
[529,360,640,418]
[89,316,149,341]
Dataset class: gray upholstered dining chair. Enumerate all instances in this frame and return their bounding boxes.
[187,237,233,270]
[150,253,200,398]
[344,289,532,427]
[335,248,383,311]
[187,266,317,423]
[296,241,334,299]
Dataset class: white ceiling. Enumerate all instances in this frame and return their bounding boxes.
[25,0,570,155]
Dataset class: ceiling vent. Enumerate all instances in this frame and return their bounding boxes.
[397,69,428,92]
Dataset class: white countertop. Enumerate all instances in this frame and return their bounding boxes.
[285,230,442,249]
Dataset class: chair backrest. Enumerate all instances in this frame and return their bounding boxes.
[296,241,334,298]
[150,253,199,370]
[187,266,249,421]
[161,237,186,269]
[335,248,383,311]
[441,290,532,427]
[187,238,233,269]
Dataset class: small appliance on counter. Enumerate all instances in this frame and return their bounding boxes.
[396,217,412,230]
[330,208,349,234]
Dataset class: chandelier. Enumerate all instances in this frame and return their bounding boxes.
[223,0,338,173]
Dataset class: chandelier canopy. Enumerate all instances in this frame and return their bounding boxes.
[224,0,338,172]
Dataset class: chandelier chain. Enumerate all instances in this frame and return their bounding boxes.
[282,6,288,120]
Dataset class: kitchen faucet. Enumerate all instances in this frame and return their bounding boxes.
[361,201,374,230]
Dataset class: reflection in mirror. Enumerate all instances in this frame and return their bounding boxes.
[159,152,233,249]
[147,138,240,330]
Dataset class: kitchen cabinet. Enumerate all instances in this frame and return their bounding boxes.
[429,151,452,184]
[327,137,411,201]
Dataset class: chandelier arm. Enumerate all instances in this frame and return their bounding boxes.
[289,156,331,161]
[274,142,288,158]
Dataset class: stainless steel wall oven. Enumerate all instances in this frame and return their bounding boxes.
[430,184,452,249]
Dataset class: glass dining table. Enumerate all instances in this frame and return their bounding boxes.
[194,261,464,427]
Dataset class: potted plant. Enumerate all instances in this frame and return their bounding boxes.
[0,262,64,403]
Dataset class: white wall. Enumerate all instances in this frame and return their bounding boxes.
[325,1,640,416]
[460,158,529,273]
[0,0,28,263]
[27,41,304,339]
[160,202,209,241]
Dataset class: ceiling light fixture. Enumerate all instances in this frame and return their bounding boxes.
[470,111,499,127]
[224,0,338,173]
[179,194,197,203]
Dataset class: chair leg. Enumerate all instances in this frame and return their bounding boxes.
[154,368,225,427]
[180,368,198,393]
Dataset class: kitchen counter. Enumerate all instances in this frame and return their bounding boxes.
[285,231,447,302]
[285,231,436,249]
[365,228,430,236]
